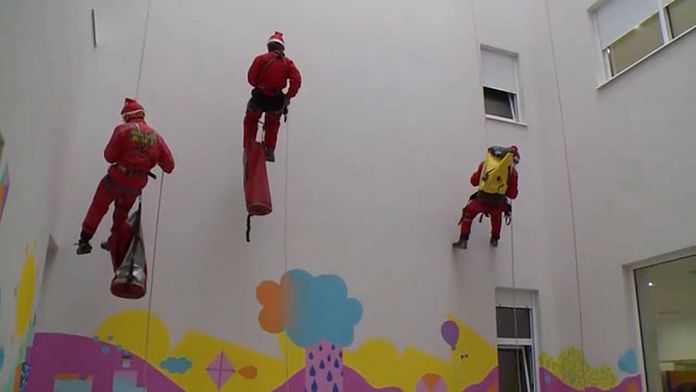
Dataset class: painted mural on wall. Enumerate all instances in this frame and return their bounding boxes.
[1,247,39,392]
[538,347,642,392]
[16,268,643,391]
[257,269,364,392]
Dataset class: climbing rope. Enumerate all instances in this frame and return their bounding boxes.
[282,115,291,384]
[134,0,152,100]
[469,1,523,389]
[128,0,162,386]
[542,0,587,389]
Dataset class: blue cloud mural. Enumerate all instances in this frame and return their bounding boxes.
[618,348,638,374]
[160,356,192,374]
[285,269,363,348]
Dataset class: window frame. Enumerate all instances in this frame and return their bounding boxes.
[480,45,523,124]
[483,87,519,122]
[592,0,696,82]
[495,289,539,392]
[665,0,696,38]
[627,247,696,392]
[498,344,535,392]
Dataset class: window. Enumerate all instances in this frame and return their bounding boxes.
[496,289,537,392]
[480,47,520,122]
[634,255,696,392]
[594,0,696,78]
[666,0,696,37]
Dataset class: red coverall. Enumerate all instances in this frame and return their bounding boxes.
[81,118,174,245]
[459,162,519,240]
[243,50,301,151]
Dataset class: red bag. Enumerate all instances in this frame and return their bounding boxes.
[244,142,272,242]
[109,204,147,299]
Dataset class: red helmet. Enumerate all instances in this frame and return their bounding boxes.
[510,145,520,164]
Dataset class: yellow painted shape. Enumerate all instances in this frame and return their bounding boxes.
[539,347,618,389]
[345,313,496,392]
[96,310,306,392]
[96,309,171,362]
[345,339,450,391]
[167,330,287,392]
[14,246,36,337]
[447,314,497,389]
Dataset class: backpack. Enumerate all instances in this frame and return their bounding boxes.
[477,146,515,202]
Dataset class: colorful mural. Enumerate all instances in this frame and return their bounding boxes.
[15,268,644,392]
[258,269,363,392]
[15,247,37,339]
[342,315,498,392]
[25,333,182,391]
[617,348,639,375]
[539,347,642,392]
[540,369,641,392]
[1,247,39,392]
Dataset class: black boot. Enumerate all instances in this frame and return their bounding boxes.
[265,148,275,162]
[452,234,468,249]
[76,231,93,255]
[490,237,499,247]
[100,241,110,251]
[76,240,92,255]
[75,231,92,255]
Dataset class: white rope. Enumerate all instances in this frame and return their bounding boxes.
[282,117,291,386]
[129,0,158,388]
[142,173,163,388]
[542,0,587,389]
[135,0,152,99]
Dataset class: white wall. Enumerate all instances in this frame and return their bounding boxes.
[0,0,93,383]
[546,0,696,377]
[6,0,694,389]
[33,0,585,365]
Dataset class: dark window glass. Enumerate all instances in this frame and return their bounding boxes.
[496,307,532,339]
[483,87,515,119]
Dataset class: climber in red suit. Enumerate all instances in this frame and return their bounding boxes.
[244,31,302,162]
[76,98,174,255]
[452,148,519,249]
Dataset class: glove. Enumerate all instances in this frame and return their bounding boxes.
[283,96,291,108]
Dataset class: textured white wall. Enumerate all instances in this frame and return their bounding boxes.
[547,0,696,376]
[7,0,693,388]
[35,0,582,364]
[0,0,93,383]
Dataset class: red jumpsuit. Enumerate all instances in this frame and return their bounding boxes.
[243,50,301,151]
[459,162,518,240]
[81,118,174,244]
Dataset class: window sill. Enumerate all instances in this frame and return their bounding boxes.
[485,114,528,128]
[498,338,534,346]
[597,24,696,89]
